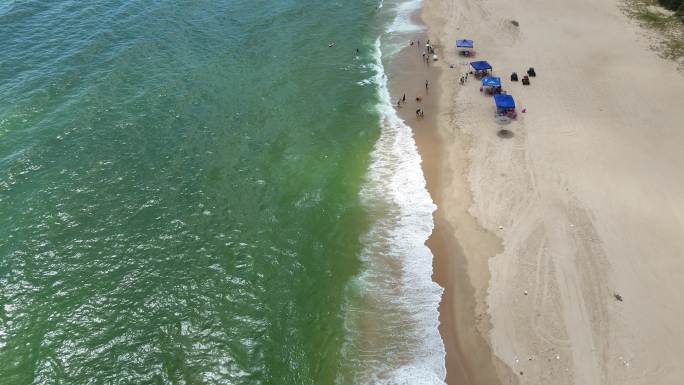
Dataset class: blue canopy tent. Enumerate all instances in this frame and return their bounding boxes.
[494,94,516,110]
[456,39,474,48]
[470,61,492,71]
[481,76,501,87]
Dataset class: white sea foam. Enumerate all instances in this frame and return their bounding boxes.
[386,0,425,34]
[343,37,445,385]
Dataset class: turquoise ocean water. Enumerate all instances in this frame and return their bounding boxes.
[0,0,443,384]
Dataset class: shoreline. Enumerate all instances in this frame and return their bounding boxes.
[384,4,509,384]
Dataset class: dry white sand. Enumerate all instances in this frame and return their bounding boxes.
[422,0,684,383]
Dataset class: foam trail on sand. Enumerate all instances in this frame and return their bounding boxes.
[386,0,425,33]
[340,37,446,385]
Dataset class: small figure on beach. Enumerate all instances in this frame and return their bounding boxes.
[422,52,426,59]
[427,39,430,45]
[416,96,422,102]
[416,108,422,117]
[425,80,429,89]
[410,40,414,46]
[397,99,401,107]
[402,93,406,102]
[460,76,464,85]
[356,48,359,54]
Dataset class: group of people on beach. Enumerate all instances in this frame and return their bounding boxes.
[412,38,435,65]
[396,38,435,119]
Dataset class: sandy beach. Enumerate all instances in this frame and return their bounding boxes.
[393,0,684,383]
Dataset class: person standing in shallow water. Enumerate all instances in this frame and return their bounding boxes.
[425,80,429,89]
[402,94,406,102]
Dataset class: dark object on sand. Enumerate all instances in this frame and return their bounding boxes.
[527,67,536,77]
[511,20,519,27]
[497,129,514,138]
[614,293,623,302]
[522,76,530,85]
[511,72,518,81]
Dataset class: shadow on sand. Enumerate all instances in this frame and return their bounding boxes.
[497,129,514,139]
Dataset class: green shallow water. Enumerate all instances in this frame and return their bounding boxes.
[0,1,383,383]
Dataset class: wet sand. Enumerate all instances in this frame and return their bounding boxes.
[385,21,511,385]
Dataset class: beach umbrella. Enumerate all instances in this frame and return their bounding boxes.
[481,76,501,87]
[456,39,474,48]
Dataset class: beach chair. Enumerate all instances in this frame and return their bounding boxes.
[522,76,530,85]
[527,67,536,77]
[511,72,518,81]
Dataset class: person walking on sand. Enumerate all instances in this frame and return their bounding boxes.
[425,80,429,89]
[402,93,406,102]
[416,108,421,117]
